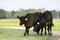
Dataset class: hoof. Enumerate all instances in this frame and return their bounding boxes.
[36,32,39,35]
[24,34,26,36]
[37,33,39,35]
[48,33,52,36]
[24,33,26,36]
[27,33,29,36]
[45,33,47,35]
[49,33,52,36]
[40,34,43,36]
[33,30,36,32]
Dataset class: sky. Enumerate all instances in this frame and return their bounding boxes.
[0,0,60,11]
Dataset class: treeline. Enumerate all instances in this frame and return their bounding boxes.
[0,9,60,19]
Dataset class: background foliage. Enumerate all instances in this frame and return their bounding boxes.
[0,8,60,19]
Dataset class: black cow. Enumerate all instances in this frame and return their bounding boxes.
[17,16,25,25]
[35,11,54,36]
[17,12,41,36]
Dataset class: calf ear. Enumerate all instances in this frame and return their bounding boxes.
[17,16,20,19]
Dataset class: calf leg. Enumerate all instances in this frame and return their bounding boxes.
[33,26,35,31]
[24,29,27,36]
[24,27,29,36]
[48,26,50,36]
[44,27,47,35]
[48,25,52,36]
[49,25,52,36]
[33,24,37,31]
[36,28,40,35]
[26,29,29,36]
[35,25,40,35]
[40,27,43,36]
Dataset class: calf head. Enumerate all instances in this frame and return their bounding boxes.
[17,16,25,25]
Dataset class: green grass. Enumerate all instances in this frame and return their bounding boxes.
[0,19,60,30]
[0,19,20,27]
[52,19,60,30]
[0,19,60,40]
[0,28,59,40]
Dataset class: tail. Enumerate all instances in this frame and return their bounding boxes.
[51,23,55,26]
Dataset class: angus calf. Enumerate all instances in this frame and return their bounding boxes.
[35,11,54,36]
[17,12,41,36]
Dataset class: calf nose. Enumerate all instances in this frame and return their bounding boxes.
[20,23,22,25]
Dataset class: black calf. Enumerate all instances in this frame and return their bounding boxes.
[35,11,54,36]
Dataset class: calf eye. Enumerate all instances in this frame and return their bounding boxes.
[25,18,27,21]
[37,22,39,25]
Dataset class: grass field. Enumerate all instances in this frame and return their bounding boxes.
[0,19,60,40]
[0,19,60,30]
[53,19,60,30]
[0,28,60,40]
[0,19,19,27]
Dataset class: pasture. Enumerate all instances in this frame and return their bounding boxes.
[0,19,60,40]
[0,19,19,27]
[0,19,60,30]
[0,28,60,40]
